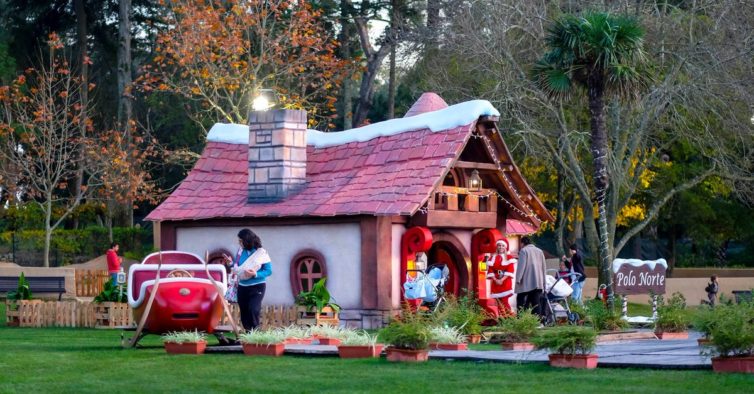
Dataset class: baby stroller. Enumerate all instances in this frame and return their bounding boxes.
[403,264,450,312]
[542,269,581,326]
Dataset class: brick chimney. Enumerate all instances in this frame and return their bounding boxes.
[247,109,307,202]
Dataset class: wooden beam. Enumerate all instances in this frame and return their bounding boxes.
[454,161,499,171]
[412,210,497,229]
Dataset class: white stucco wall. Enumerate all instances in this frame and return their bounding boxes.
[176,223,362,308]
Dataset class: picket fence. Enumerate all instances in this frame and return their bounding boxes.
[75,270,110,297]
[5,300,299,329]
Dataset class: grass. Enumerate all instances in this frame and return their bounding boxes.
[1,326,753,393]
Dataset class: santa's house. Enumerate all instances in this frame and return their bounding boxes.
[146,93,553,328]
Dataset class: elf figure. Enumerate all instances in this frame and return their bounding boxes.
[486,238,517,317]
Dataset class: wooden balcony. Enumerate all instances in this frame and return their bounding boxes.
[413,186,498,229]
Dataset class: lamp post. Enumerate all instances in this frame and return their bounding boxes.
[468,169,482,192]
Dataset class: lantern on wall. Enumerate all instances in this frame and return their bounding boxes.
[468,169,482,192]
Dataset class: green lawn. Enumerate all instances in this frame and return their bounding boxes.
[1,326,753,393]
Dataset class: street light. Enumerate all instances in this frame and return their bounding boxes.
[252,89,277,111]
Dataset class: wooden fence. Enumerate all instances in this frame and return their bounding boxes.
[6,300,299,329]
[75,269,110,297]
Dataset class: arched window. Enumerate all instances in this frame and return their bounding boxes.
[290,250,327,296]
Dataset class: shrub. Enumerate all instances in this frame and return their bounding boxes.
[429,326,467,344]
[161,330,206,344]
[295,278,340,313]
[7,273,32,301]
[532,326,597,355]
[309,325,347,340]
[340,331,379,347]
[708,302,754,357]
[495,308,540,342]
[654,292,690,333]
[691,306,717,339]
[239,329,287,345]
[583,299,628,331]
[378,311,431,350]
[93,280,128,303]
[436,292,488,336]
[279,325,310,340]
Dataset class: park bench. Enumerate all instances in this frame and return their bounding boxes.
[0,276,66,300]
[732,290,753,304]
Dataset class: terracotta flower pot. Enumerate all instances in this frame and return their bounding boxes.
[337,344,384,358]
[164,341,207,355]
[242,343,285,357]
[317,337,342,346]
[430,342,468,351]
[711,356,754,374]
[284,338,313,345]
[386,347,430,362]
[548,354,599,369]
[500,341,535,351]
[655,331,689,340]
[468,334,482,344]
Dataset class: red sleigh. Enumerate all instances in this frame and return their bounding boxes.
[126,251,229,345]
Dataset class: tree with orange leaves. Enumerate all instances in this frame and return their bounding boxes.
[0,33,102,267]
[142,0,354,130]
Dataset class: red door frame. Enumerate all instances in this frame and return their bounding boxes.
[471,229,503,317]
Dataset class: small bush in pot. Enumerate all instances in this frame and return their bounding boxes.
[532,326,598,369]
[239,329,287,356]
[654,292,690,339]
[429,326,468,350]
[692,306,716,345]
[280,325,312,345]
[496,308,540,350]
[437,293,488,343]
[310,325,347,346]
[379,311,431,362]
[337,330,383,358]
[707,301,754,373]
[162,330,207,355]
[583,300,627,332]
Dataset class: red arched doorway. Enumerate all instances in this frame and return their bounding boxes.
[427,233,470,297]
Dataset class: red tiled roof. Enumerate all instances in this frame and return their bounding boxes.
[146,126,471,221]
[505,219,539,235]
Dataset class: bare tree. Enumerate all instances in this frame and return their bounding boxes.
[0,34,102,267]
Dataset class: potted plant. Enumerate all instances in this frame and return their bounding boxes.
[337,331,383,358]
[93,280,131,327]
[692,306,716,346]
[583,299,628,332]
[378,311,431,362]
[654,292,690,340]
[5,273,33,327]
[532,326,598,369]
[310,324,346,346]
[429,326,468,350]
[161,330,207,354]
[295,278,340,326]
[496,309,540,350]
[280,325,313,345]
[439,294,487,344]
[239,329,287,357]
[707,301,754,373]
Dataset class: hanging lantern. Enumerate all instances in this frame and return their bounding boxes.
[468,169,482,192]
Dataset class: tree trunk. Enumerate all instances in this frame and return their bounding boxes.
[73,0,88,230]
[353,50,389,127]
[588,75,614,309]
[118,0,134,227]
[338,0,353,130]
[43,198,53,268]
[555,168,566,257]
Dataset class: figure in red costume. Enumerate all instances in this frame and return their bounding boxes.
[486,238,517,317]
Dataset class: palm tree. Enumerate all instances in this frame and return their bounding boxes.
[532,12,647,308]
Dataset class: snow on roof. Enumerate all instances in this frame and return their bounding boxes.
[611,258,668,274]
[206,99,500,148]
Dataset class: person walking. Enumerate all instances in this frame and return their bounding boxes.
[224,229,272,330]
[515,236,547,317]
[564,244,586,304]
[705,275,719,307]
